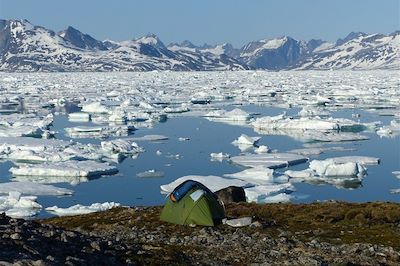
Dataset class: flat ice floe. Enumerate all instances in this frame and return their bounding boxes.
[377,120,400,138]
[10,160,118,177]
[160,175,253,193]
[46,202,120,216]
[101,139,144,154]
[223,166,278,185]
[230,153,308,169]
[65,125,134,138]
[12,175,89,185]
[0,182,72,196]
[244,183,295,203]
[204,108,253,121]
[0,192,42,218]
[0,113,53,137]
[131,134,169,141]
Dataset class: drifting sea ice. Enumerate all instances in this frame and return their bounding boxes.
[101,139,144,154]
[160,175,253,193]
[10,160,118,177]
[230,153,308,169]
[65,125,134,138]
[210,152,230,161]
[0,192,42,218]
[244,183,295,203]
[204,108,252,121]
[223,166,277,185]
[131,134,169,141]
[0,182,72,196]
[46,202,120,216]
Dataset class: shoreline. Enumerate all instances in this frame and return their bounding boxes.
[1,201,400,265]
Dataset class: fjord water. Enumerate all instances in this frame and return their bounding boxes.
[0,71,399,218]
[1,106,398,218]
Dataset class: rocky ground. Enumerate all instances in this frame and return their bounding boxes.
[1,201,400,265]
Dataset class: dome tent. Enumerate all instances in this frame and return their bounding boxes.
[160,180,225,226]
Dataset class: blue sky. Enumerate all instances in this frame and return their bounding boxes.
[0,0,398,47]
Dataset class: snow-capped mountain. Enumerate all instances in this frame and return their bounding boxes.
[239,36,305,70]
[0,19,247,71]
[296,32,400,70]
[0,19,398,72]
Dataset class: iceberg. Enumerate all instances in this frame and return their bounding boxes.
[0,182,73,196]
[204,108,252,121]
[46,202,120,216]
[0,192,42,218]
[230,153,308,169]
[232,134,261,146]
[81,102,110,114]
[68,112,91,122]
[101,139,143,154]
[210,152,230,161]
[224,166,276,185]
[136,169,164,178]
[132,134,169,141]
[160,175,253,193]
[10,160,118,177]
[244,183,295,203]
[65,125,134,138]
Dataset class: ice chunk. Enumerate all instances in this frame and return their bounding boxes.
[46,202,120,216]
[68,112,91,122]
[393,171,400,179]
[210,152,230,161]
[12,175,89,185]
[0,192,42,218]
[252,115,339,131]
[232,134,261,145]
[377,120,400,138]
[244,183,295,203]
[136,170,164,178]
[132,134,169,141]
[230,153,308,169]
[10,160,118,177]
[309,159,367,177]
[204,108,252,121]
[224,166,275,185]
[254,145,269,154]
[101,139,143,154]
[65,125,134,138]
[160,175,252,193]
[81,102,110,114]
[0,182,72,196]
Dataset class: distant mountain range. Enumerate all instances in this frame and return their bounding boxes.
[0,19,398,72]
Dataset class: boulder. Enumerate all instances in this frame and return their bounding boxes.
[215,186,246,204]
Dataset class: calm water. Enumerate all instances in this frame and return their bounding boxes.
[0,104,399,218]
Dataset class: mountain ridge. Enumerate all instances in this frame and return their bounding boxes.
[0,19,398,72]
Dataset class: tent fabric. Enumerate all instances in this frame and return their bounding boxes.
[160,186,225,226]
[170,180,217,202]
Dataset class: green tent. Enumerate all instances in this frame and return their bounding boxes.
[160,187,225,226]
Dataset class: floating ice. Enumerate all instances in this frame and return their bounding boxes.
[12,175,89,185]
[132,134,169,141]
[377,120,400,138]
[204,108,252,121]
[136,169,164,178]
[244,183,295,203]
[0,192,42,218]
[101,139,143,154]
[309,160,366,177]
[0,113,53,137]
[0,182,73,196]
[65,125,134,138]
[46,202,120,216]
[224,166,275,185]
[81,102,110,114]
[210,152,230,161]
[232,134,261,146]
[68,112,91,122]
[10,160,118,177]
[230,153,308,169]
[254,145,270,154]
[160,175,252,193]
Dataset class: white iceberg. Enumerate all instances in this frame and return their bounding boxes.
[204,108,252,121]
[10,160,118,177]
[232,134,261,146]
[132,134,169,141]
[136,170,164,178]
[101,139,143,154]
[81,102,110,114]
[254,145,270,154]
[224,166,275,185]
[46,202,120,216]
[0,192,42,218]
[244,183,295,203]
[160,175,252,193]
[230,153,308,169]
[0,182,73,196]
[68,112,91,122]
[210,152,230,161]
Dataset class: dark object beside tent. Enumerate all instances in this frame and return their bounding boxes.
[160,180,225,226]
